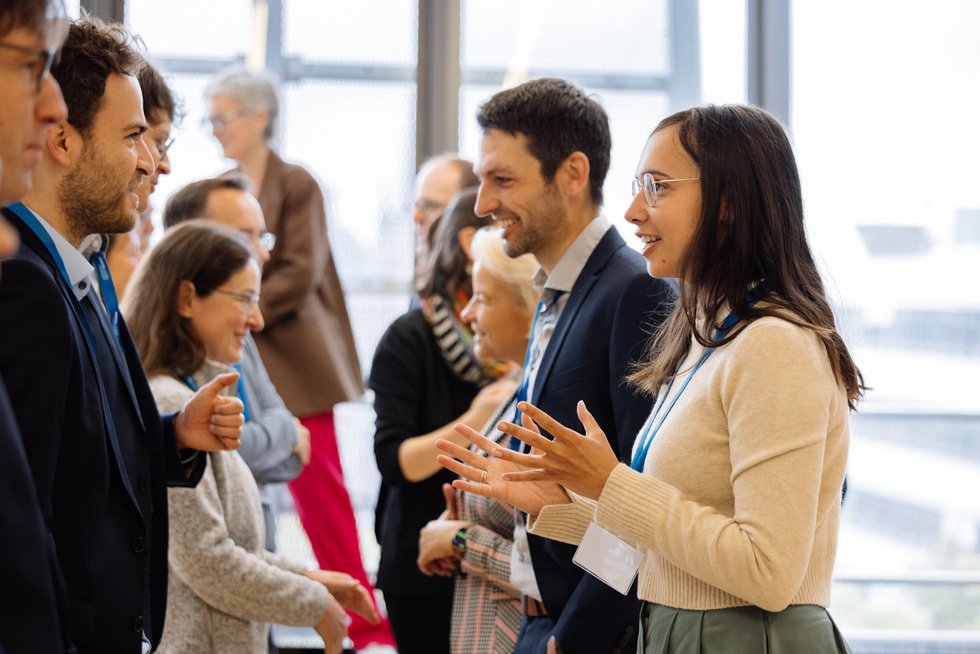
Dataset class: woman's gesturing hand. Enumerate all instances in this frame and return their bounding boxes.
[492,400,620,501]
[436,419,570,517]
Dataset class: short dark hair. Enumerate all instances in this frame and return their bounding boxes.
[123,220,254,377]
[139,61,182,125]
[477,77,611,207]
[417,187,492,299]
[51,15,143,135]
[0,0,64,39]
[162,175,250,230]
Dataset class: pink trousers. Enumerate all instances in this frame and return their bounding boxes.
[290,411,395,649]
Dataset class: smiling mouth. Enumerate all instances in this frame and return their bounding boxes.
[639,234,662,246]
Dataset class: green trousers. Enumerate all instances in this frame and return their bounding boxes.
[638,603,852,653]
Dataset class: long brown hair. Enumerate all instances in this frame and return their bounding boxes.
[416,187,492,300]
[629,105,864,409]
[123,220,254,378]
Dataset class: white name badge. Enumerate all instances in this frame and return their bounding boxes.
[572,521,640,595]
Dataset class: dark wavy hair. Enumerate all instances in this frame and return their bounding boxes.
[416,187,492,300]
[477,77,611,207]
[123,221,254,378]
[51,15,143,135]
[629,104,864,409]
[139,60,183,125]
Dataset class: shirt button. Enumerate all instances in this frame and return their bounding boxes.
[132,616,143,633]
[131,536,146,554]
[78,281,87,290]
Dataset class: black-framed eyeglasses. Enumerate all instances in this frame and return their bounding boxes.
[0,41,57,93]
[213,289,261,310]
[631,172,700,208]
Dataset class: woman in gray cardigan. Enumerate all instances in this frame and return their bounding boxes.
[124,222,379,654]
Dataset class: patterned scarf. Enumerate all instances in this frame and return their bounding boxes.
[420,290,510,385]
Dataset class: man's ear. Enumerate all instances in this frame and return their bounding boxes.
[176,280,197,319]
[558,151,591,199]
[46,123,80,168]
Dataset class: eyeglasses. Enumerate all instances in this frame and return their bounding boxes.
[631,172,700,208]
[205,111,245,130]
[213,289,260,310]
[0,41,57,93]
[239,229,276,252]
[154,136,176,160]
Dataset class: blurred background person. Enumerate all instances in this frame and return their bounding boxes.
[203,68,389,650]
[412,153,478,284]
[104,228,140,300]
[416,226,538,654]
[135,60,178,251]
[163,174,311,555]
[124,220,379,654]
[370,189,515,654]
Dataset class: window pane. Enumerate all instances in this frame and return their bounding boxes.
[283,0,416,66]
[461,0,669,75]
[126,0,251,59]
[793,0,980,634]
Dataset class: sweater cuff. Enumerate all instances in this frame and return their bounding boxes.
[595,463,673,548]
[527,492,595,545]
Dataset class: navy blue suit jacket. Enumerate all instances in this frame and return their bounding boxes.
[0,377,70,654]
[0,208,203,653]
[521,227,674,654]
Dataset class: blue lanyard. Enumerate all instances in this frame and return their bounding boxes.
[8,203,73,288]
[179,364,250,422]
[630,283,772,471]
[510,292,560,451]
[91,250,121,342]
[7,203,102,353]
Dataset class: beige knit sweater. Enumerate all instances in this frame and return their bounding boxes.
[530,316,849,613]
[149,363,329,654]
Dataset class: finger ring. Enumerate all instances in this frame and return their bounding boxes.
[480,469,487,484]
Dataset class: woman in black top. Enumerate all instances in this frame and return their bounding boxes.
[370,189,515,654]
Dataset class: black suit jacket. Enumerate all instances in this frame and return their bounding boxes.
[0,208,203,653]
[523,228,674,654]
[0,377,70,654]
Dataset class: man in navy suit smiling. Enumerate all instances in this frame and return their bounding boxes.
[0,15,244,654]
[472,77,674,654]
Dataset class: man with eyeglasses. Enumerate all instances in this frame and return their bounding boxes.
[0,16,245,654]
[134,61,177,251]
[470,77,674,654]
[162,174,313,556]
[0,2,73,652]
[411,153,478,283]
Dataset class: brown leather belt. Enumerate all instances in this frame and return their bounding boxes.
[522,595,548,618]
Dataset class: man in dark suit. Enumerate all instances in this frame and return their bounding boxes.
[0,16,244,654]
[472,77,674,654]
[0,3,71,652]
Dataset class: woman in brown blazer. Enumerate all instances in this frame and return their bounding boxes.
[205,69,395,650]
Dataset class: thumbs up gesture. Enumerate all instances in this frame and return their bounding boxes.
[174,372,245,451]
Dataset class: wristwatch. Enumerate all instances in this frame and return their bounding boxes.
[451,527,469,557]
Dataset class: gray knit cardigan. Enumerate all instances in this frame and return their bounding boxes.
[150,363,329,654]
